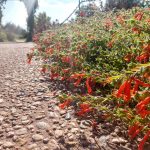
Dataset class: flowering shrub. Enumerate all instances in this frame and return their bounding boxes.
[28,7,150,149]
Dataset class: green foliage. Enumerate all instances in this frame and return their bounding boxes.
[34,12,51,33]
[29,7,150,147]
[0,28,7,42]
[105,0,150,10]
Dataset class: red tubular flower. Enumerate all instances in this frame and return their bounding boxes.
[86,77,93,94]
[107,40,114,48]
[40,67,46,73]
[116,79,132,102]
[80,11,86,17]
[138,130,150,150]
[136,53,150,63]
[143,44,150,53]
[124,54,132,62]
[74,77,82,87]
[128,123,143,139]
[50,72,59,80]
[132,27,141,34]
[70,73,85,87]
[133,78,150,88]
[59,99,72,109]
[136,97,150,118]
[27,54,33,64]
[134,12,144,21]
[104,19,113,29]
[77,103,92,116]
[46,48,53,55]
[61,56,72,63]
[117,15,125,25]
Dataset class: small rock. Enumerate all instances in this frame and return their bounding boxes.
[35,115,45,120]
[48,112,59,119]
[27,124,34,130]
[3,142,14,148]
[112,137,127,144]
[66,141,76,146]
[0,116,4,124]
[0,99,4,103]
[43,138,49,144]
[32,134,44,142]
[68,133,74,141]
[36,122,50,130]
[65,112,71,120]
[15,128,27,135]
[11,107,17,114]
[6,131,14,138]
[70,128,78,134]
[48,139,60,150]
[55,130,63,138]
[28,143,37,149]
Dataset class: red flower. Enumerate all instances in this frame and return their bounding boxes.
[27,54,33,64]
[132,27,141,34]
[59,99,72,109]
[50,72,59,80]
[143,44,150,53]
[70,73,85,87]
[138,130,150,150]
[116,79,132,102]
[40,67,46,73]
[80,11,86,17]
[128,123,143,139]
[107,41,114,48]
[77,103,92,116]
[134,12,144,21]
[61,56,72,63]
[136,97,150,118]
[86,77,93,94]
[46,48,53,55]
[117,15,125,25]
[104,19,113,29]
[136,53,150,63]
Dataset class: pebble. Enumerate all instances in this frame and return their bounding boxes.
[36,122,50,130]
[43,138,49,144]
[28,143,38,149]
[3,142,14,148]
[15,128,27,135]
[112,137,127,144]
[65,112,71,120]
[32,134,44,142]
[0,99,4,103]
[55,130,63,138]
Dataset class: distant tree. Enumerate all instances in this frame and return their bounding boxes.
[22,0,38,41]
[34,12,51,33]
[52,19,59,27]
[0,0,6,26]
[0,7,2,26]
[4,22,26,35]
[76,3,99,17]
[105,0,150,10]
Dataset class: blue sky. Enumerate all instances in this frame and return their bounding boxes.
[2,0,105,29]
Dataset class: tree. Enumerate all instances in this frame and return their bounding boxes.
[76,2,99,17]
[22,0,38,41]
[105,0,150,10]
[0,0,38,41]
[0,0,6,26]
[34,12,51,33]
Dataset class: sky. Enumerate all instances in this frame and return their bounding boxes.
[2,0,105,29]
